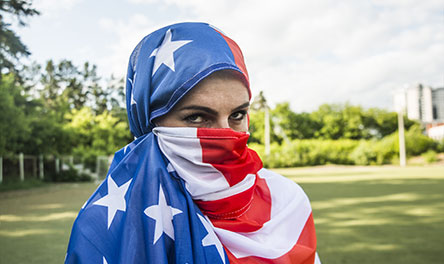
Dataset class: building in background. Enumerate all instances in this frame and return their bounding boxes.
[432,87,444,122]
[394,84,444,140]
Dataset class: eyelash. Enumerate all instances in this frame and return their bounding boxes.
[184,114,205,123]
[230,110,247,121]
[183,110,247,124]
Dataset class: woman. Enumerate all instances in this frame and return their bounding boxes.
[65,22,320,264]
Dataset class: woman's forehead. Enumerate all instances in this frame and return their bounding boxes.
[175,74,250,111]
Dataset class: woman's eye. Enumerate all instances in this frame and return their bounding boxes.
[230,111,246,121]
[185,114,204,123]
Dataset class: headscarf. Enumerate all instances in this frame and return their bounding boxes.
[65,22,320,264]
[125,22,250,136]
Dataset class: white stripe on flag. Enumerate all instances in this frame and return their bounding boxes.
[154,127,230,197]
[315,252,322,264]
[214,168,312,259]
[193,173,256,201]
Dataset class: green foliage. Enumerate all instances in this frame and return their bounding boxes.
[437,139,444,153]
[0,73,30,155]
[248,110,281,144]
[249,124,439,168]
[349,140,378,165]
[350,135,398,165]
[404,124,437,156]
[422,150,438,164]
[246,97,438,168]
[0,178,47,192]
[250,139,358,168]
[64,107,132,171]
[248,99,422,144]
[49,165,92,182]
[309,103,382,140]
[0,59,131,166]
[272,102,319,139]
[23,110,74,155]
[0,0,39,74]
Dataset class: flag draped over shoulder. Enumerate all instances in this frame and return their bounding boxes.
[65,22,320,264]
[66,133,228,263]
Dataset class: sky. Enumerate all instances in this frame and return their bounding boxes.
[10,0,444,112]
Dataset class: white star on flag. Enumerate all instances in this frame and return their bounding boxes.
[149,29,192,76]
[103,256,108,264]
[197,214,226,264]
[93,176,132,229]
[144,184,182,244]
[128,72,137,105]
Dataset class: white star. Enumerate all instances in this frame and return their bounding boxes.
[144,185,182,244]
[81,200,87,209]
[128,72,137,105]
[93,176,132,229]
[197,214,226,264]
[103,256,108,264]
[149,29,192,76]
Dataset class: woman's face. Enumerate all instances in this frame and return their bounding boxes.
[155,72,250,132]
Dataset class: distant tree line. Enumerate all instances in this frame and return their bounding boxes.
[248,96,443,167]
[0,60,133,167]
[249,101,418,144]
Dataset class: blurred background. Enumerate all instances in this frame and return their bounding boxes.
[0,0,443,263]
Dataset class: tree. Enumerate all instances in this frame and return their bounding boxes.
[0,0,39,75]
[364,107,418,139]
[310,104,346,139]
[272,102,320,140]
[0,73,30,155]
[64,107,132,169]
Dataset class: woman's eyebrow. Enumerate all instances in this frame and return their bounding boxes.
[178,105,218,115]
[179,102,249,115]
[232,102,250,112]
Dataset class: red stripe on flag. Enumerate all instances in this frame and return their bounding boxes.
[213,29,250,97]
[225,213,317,264]
[197,128,263,187]
[197,175,272,232]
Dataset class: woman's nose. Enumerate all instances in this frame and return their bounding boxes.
[214,118,231,129]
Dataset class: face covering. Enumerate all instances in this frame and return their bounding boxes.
[153,127,263,220]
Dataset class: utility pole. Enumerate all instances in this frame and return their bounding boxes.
[264,105,270,156]
[252,91,271,157]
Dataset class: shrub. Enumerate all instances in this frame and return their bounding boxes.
[50,165,92,182]
[248,125,440,168]
[349,140,378,165]
[249,139,358,168]
[422,150,438,164]
[404,125,438,156]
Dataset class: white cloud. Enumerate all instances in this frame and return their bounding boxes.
[97,14,158,78]
[96,0,443,111]
[34,0,84,16]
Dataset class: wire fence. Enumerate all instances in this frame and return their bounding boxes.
[0,154,112,184]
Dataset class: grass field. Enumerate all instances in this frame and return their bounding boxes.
[0,165,443,264]
[274,165,444,264]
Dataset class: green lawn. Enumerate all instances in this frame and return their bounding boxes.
[0,165,443,264]
[274,165,444,264]
[0,182,99,264]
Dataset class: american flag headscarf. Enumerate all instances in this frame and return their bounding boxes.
[65,22,320,264]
